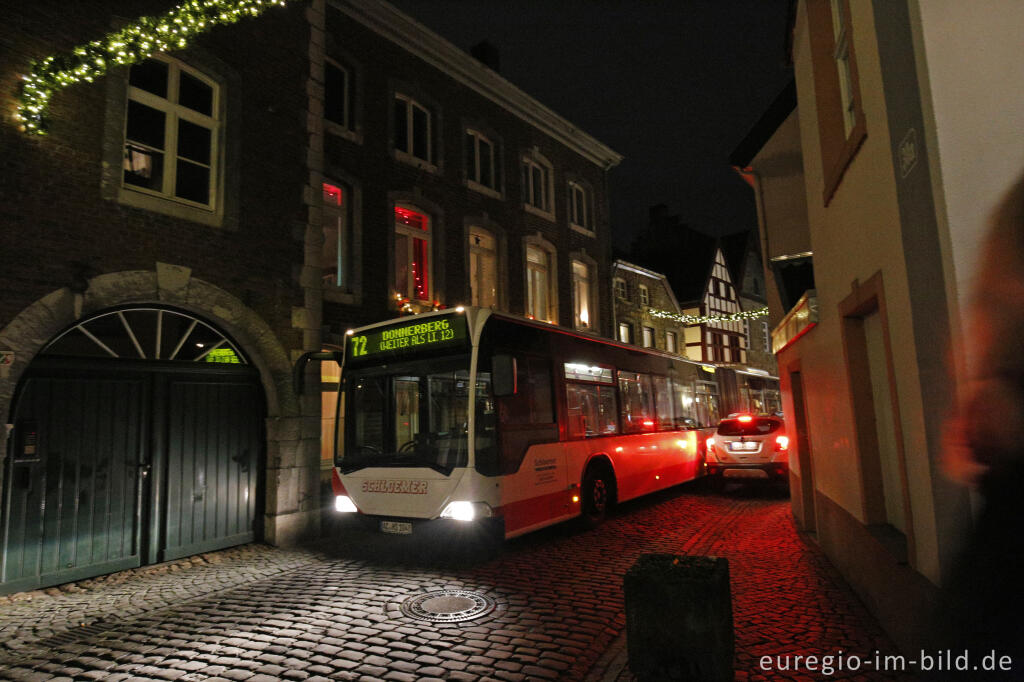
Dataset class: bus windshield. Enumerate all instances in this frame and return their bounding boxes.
[342,356,484,473]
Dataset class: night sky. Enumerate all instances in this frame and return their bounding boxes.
[388,0,794,250]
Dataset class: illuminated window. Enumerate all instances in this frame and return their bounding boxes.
[569,181,591,233]
[324,59,350,131]
[618,322,632,344]
[394,205,431,302]
[638,284,650,306]
[466,129,501,194]
[469,227,498,308]
[808,0,865,203]
[642,326,654,348]
[322,182,351,289]
[572,259,592,330]
[525,242,556,322]
[666,331,678,353]
[521,151,554,219]
[394,93,431,163]
[123,56,219,208]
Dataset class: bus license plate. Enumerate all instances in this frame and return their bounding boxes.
[380,520,413,535]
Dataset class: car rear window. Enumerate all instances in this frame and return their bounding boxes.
[716,417,782,436]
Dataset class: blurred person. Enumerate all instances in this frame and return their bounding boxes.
[938,170,1024,676]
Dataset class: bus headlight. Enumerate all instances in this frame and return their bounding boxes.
[439,501,493,522]
[334,495,358,513]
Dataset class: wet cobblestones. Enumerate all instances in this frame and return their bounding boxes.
[0,485,905,680]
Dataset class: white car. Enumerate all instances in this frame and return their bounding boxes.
[705,414,789,484]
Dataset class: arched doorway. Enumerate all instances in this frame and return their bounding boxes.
[2,306,264,593]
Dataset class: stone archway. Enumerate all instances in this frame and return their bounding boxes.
[0,265,319,556]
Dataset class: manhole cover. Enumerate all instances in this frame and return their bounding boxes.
[399,590,496,622]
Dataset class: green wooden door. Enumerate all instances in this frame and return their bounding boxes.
[2,361,263,593]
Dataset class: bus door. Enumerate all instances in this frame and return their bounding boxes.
[494,355,564,535]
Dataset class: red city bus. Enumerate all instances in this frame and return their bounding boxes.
[300,307,721,539]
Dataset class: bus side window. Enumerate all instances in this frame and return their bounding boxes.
[499,356,553,425]
[566,383,619,438]
[651,375,674,431]
[619,371,655,433]
[669,378,698,428]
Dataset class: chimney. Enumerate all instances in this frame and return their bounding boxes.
[470,40,500,73]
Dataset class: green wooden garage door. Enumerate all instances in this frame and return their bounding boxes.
[1,308,263,593]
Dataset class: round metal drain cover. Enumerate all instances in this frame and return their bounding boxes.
[399,590,496,623]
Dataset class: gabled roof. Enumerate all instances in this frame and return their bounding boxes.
[331,0,623,170]
[720,230,753,284]
[612,259,683,312]
[729,79,797,168]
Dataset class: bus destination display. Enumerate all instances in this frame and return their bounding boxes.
[347,314,468,363]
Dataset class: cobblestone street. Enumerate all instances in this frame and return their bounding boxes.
[0,485,906,681]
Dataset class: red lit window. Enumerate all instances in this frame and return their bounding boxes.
[395,206,431,301]
[321,182,351,289]
[323,182,343,207]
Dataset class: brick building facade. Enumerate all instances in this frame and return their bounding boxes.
[0,0,620,591]
[611,260,687,356]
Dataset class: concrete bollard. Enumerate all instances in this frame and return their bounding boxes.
[624,553,734,681]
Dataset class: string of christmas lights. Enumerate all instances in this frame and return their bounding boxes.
[15,0,296,135]
[648,306,769,325]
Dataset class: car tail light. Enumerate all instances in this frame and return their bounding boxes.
[774,435,789,452]
[737,415,753,423]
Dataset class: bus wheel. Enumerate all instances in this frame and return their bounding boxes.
[581,466,614,528]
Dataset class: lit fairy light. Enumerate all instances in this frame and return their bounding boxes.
[648,306,769,325]
[15,0,295,134]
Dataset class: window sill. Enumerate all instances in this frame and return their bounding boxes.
[394,149,438,174]
[570,223,596,237]
[467,180,503,200]
[523,203,555,222]
[117,186,224,228]
[325,120,363,145]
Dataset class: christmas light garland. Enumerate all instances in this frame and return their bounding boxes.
[649,306,769,325]
[15,0,295,134]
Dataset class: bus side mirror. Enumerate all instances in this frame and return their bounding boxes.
[292,350,344,395]
[492,355,517,397]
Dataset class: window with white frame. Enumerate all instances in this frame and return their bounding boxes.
[394,93,431,163]
[324,59,350,131]
[466,129,501,193]
[638,284,650,306]
[322,182,351,289]
[394,205,431,302]
[666,331,678,353]
[526,243,555,322]
[572,259,593,330]
[123,57,220,208]
[642,326,655,348]
[614,277,628,300]
[521,152,554,217]
[569,181,590,232]
[618,322,632,344]
[469,226,498,308]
